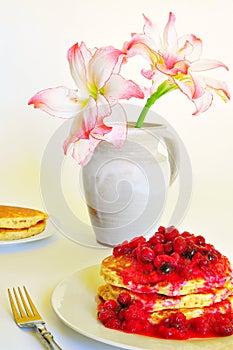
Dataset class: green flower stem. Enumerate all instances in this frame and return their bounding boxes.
[135,80,178,128]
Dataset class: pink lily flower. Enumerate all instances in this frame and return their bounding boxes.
[29,42,144,164]
[63,101,127,165]
[124,12,230,115]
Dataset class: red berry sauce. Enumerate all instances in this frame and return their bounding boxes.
[97,226,233,340]
[112,226,232,294]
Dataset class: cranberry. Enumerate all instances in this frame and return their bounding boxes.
[98,309,116,324]
[105,317,121,329]
[181,231,192,238]
[128,236,146,249]
[157,312,190,339]
[163,241,173,254]
[122,319,143,333]
[195,235,205,245]
[117,292,131,307]
[139,246,155,263]
[162,312,188,330]
[173,236,186,254]
[131,299,144,308]
[179,264,193,278]
[113,241,130,257]
[153,243,164,254]
[164,226,180,241]
[118,308,127,321]
[158,226,166,233]
[170,252,180,262]
[191,316,210,335]
[124,304,147,322]
[158,325,187,340]
[142,320,155,334]
[124,305,139,320]
[212,314,233,336]
[149,233,165,245]
[102,299,118,310]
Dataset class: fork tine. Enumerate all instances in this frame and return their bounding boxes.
[8,288,20,322]
[22,286,41,317]
[18,287,33,317]
[13,287,28,318]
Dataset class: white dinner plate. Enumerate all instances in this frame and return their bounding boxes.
[0,219,55,245]
[51,265,233,350]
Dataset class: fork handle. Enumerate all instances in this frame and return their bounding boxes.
[36,324,62,350]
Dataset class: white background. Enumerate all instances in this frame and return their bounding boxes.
[1,0,232,250]
[0,1,233,348]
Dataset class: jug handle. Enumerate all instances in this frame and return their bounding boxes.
[161,130,180,186]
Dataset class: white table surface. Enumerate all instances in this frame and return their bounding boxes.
[0,228,119,350]
[0,180,233,350]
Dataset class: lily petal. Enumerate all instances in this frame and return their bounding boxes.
[204,76,231,101]
[88,46,125,88]
[67,42,92,97]
[96,93,112,119]
[143,14,162,50]
[102,103,127,148]
[178,34,202,61]
[190,59,229,72]
[104,74,144,103]
[192,90,213,115]
[71,136,102,166]
[163,12,178,53]
[123,34,157,63]
[28,86,84,118]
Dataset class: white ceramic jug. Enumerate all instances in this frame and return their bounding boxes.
[82,122,180,246]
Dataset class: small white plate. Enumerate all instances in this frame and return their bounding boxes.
[0,219,55,245]
[51,265,233,350]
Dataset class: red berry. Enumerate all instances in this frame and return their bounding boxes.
[181,231,192,238]
[164,226,180,241]
[173,236,186,254]
[170,252,180,262]
[129,236,146,249]
[149,233,165,245]
[118,308,127,321]
[153,243,164,254]
[158,226,165,233]
[164,241,173,254]
[191,316,210,335]
[98,309,116,324]
[117,292,132,307]
[105,317,121,329]
[154,254,175,269]
[211,314,233,336]
[124,304,147,322]
[139,246,155,263]
[195,235,205,245]
[102,299,118,310]
[122,319,143,333]
[179,264,193,278]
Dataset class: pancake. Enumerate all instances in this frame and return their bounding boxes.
[0,220,47,240]
[100,254,232,296]
[98,282,233,312]
[150,295,233,324]
[0,205,48,229]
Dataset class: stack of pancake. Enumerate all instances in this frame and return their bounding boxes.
[98,227,233,331]
[0,205,48,240]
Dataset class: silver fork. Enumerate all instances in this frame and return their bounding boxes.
[8,286,62,350]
